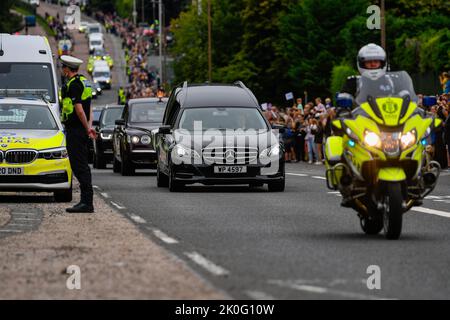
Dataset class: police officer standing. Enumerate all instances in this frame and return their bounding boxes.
[60,55,97,213]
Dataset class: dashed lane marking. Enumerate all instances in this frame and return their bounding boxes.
[110,201,126,210]
[411,207,450,219]
[312,176,327,180]
[245,291,276,300]
[185,252,230,276]
[100,192,110,199]
[269,280,391,300]
[129,214,147,224]
[152,229,179,244]
[286,173,309,177]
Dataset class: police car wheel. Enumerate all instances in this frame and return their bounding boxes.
[54,187,73,203]
[113,155,121,173]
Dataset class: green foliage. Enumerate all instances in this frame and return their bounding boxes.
[0,0,23,33]
[171,0,450,101]
[331,64,357,96]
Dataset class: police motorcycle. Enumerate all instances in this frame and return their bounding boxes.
[325,71,442,240]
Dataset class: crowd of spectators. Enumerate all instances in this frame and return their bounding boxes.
[94,12,162,100]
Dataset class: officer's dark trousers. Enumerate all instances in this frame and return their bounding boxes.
[66,127,93,206]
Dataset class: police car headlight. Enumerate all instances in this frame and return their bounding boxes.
[140,135,151,145]
[39,147,68,160]
[100,133,112,140]
[131,136,140,144]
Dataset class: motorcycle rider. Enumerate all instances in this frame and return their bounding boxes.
[341,43,417,106]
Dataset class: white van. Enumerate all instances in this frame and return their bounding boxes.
[87,23,102,37]
[92,65,111,90]
[88,33,104,54]
[0,34,60,115]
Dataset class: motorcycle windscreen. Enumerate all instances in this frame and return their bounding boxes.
[356,71,418,106]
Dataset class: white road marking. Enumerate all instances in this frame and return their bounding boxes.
[11,212,37,215]
[129,214,147,224]
[13,217,40,221]
[269,280,390,300]
[93,185,101,190]
[152,229,179,244]
[0,229,22,233]
[312,176,326,180]
[110,201,126,210]
[6,223,33,227]
[245,291,275,300]
[286,173,309,177]
[411,207,450,219]
[100,192,110,199]
[185,251,230,276]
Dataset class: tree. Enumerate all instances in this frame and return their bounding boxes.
[0,0,22,33]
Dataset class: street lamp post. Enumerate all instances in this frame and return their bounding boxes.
[132,0,137,26]
[381,0,386,50]
[159,0,163,86]
[207,0,212,83]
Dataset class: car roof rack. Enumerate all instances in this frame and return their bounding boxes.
[0,89,50,103]
[234,81,259,107]
[180,81,188,107]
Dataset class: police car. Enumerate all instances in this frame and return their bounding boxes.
[0,90,72,202]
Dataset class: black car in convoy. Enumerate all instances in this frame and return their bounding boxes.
[113,97,168,176]
[156,82,285,192]
[88,107,104,163]
[92,105,124,169]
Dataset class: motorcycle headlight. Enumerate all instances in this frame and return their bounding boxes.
[364,131,382,148]
[140,135,151,145]
[173,144,200,159]
[400,130,417,150]
[39,147,68,160]
[260,144,281,158]
[100,132,112,140]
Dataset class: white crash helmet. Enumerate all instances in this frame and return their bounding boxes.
[357,43,387,80]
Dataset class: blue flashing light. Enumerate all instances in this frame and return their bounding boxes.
[421,139,427,146]
[348,140,356,148]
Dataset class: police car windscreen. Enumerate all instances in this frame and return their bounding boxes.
[0,104,58,130]
[0,63,55,103]
[178,107,268,131]
[130,103,166,123]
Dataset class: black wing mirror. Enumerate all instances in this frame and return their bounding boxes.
[271,124,285,134]
[158,125,171,134]
[92,120,100,127]
[115,119,125,126]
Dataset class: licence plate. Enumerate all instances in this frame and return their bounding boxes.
[0,167,24,175]
[214,166,247,174]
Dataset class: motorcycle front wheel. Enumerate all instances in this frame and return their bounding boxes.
[383,182,404,240]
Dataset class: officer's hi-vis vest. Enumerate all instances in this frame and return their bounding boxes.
[61,75,92,122]
[119,89,126,104]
